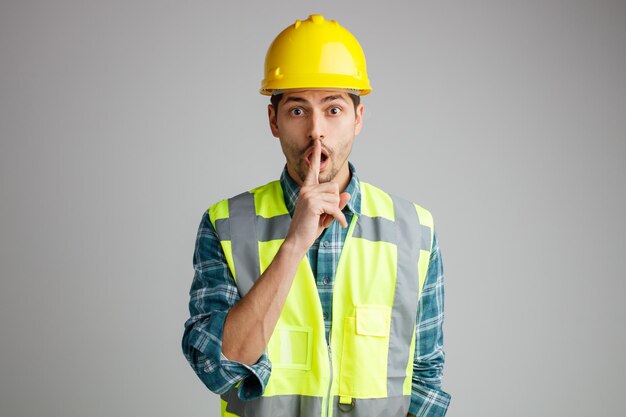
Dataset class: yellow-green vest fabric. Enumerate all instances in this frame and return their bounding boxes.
[208,180,434,417]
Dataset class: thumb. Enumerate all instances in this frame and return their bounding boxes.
[339,192,351,211]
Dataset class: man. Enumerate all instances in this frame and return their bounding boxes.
[182,14,451,417]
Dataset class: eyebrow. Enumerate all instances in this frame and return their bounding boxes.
[321,94,347,104]
[283,94,348,106]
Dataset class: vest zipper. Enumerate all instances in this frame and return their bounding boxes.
[325,330,333,417]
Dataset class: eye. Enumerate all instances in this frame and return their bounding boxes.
[329,106,342,115]
[289,107,304,116]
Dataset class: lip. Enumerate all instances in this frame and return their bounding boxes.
[304,147,330,170]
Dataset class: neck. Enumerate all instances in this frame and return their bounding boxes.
[332,165,351,192]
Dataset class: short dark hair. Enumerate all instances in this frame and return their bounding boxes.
[270,93,361,115]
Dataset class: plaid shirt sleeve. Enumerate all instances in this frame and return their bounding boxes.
[408,231,452,416]
[181,211,271,400]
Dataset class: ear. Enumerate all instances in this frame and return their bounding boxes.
[354,103,364,136]
[268,104,279,138]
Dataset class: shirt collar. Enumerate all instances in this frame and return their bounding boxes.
[280,161,362,217]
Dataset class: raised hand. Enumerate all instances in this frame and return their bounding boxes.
[286,139,351,254]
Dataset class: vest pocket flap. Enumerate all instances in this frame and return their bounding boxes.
[356,305,391,337]
[267,325,312,370]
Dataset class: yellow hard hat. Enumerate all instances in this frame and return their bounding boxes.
[260,14,372,96]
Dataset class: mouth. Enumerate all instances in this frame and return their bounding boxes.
[305,147,330,167]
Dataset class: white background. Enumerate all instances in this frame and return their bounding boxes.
[1,1,625,416]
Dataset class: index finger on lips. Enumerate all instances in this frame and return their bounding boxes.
[303,140,321,186]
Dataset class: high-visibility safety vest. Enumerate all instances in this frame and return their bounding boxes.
[207,180,434,417]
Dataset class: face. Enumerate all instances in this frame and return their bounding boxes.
[268,90,364,187]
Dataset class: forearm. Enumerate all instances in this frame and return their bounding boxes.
[222,237,307,365]
[183,211,271,398]
[182,309,270,395]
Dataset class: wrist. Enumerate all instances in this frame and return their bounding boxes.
[280,236,309,261]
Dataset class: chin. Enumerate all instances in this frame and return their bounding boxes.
[319,172,336,184]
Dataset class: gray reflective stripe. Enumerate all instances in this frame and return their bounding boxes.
[386,196,431,397]
[257,214,291,241]
[222,390,322,417]
[214,218,231,240]
[332,395,411,417]
[352,214,396,244]
[213,216,291,243]
[228,192,260,296]
[227,194,292,297]
[222,392,410,417]
[220,209,402,246]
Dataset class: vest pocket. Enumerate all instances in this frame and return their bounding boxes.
[267,325,312,370]
[339,305,391,398]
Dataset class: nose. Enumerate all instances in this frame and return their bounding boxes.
[307,110,326,141]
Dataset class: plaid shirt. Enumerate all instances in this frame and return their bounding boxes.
[182,163,451,416]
